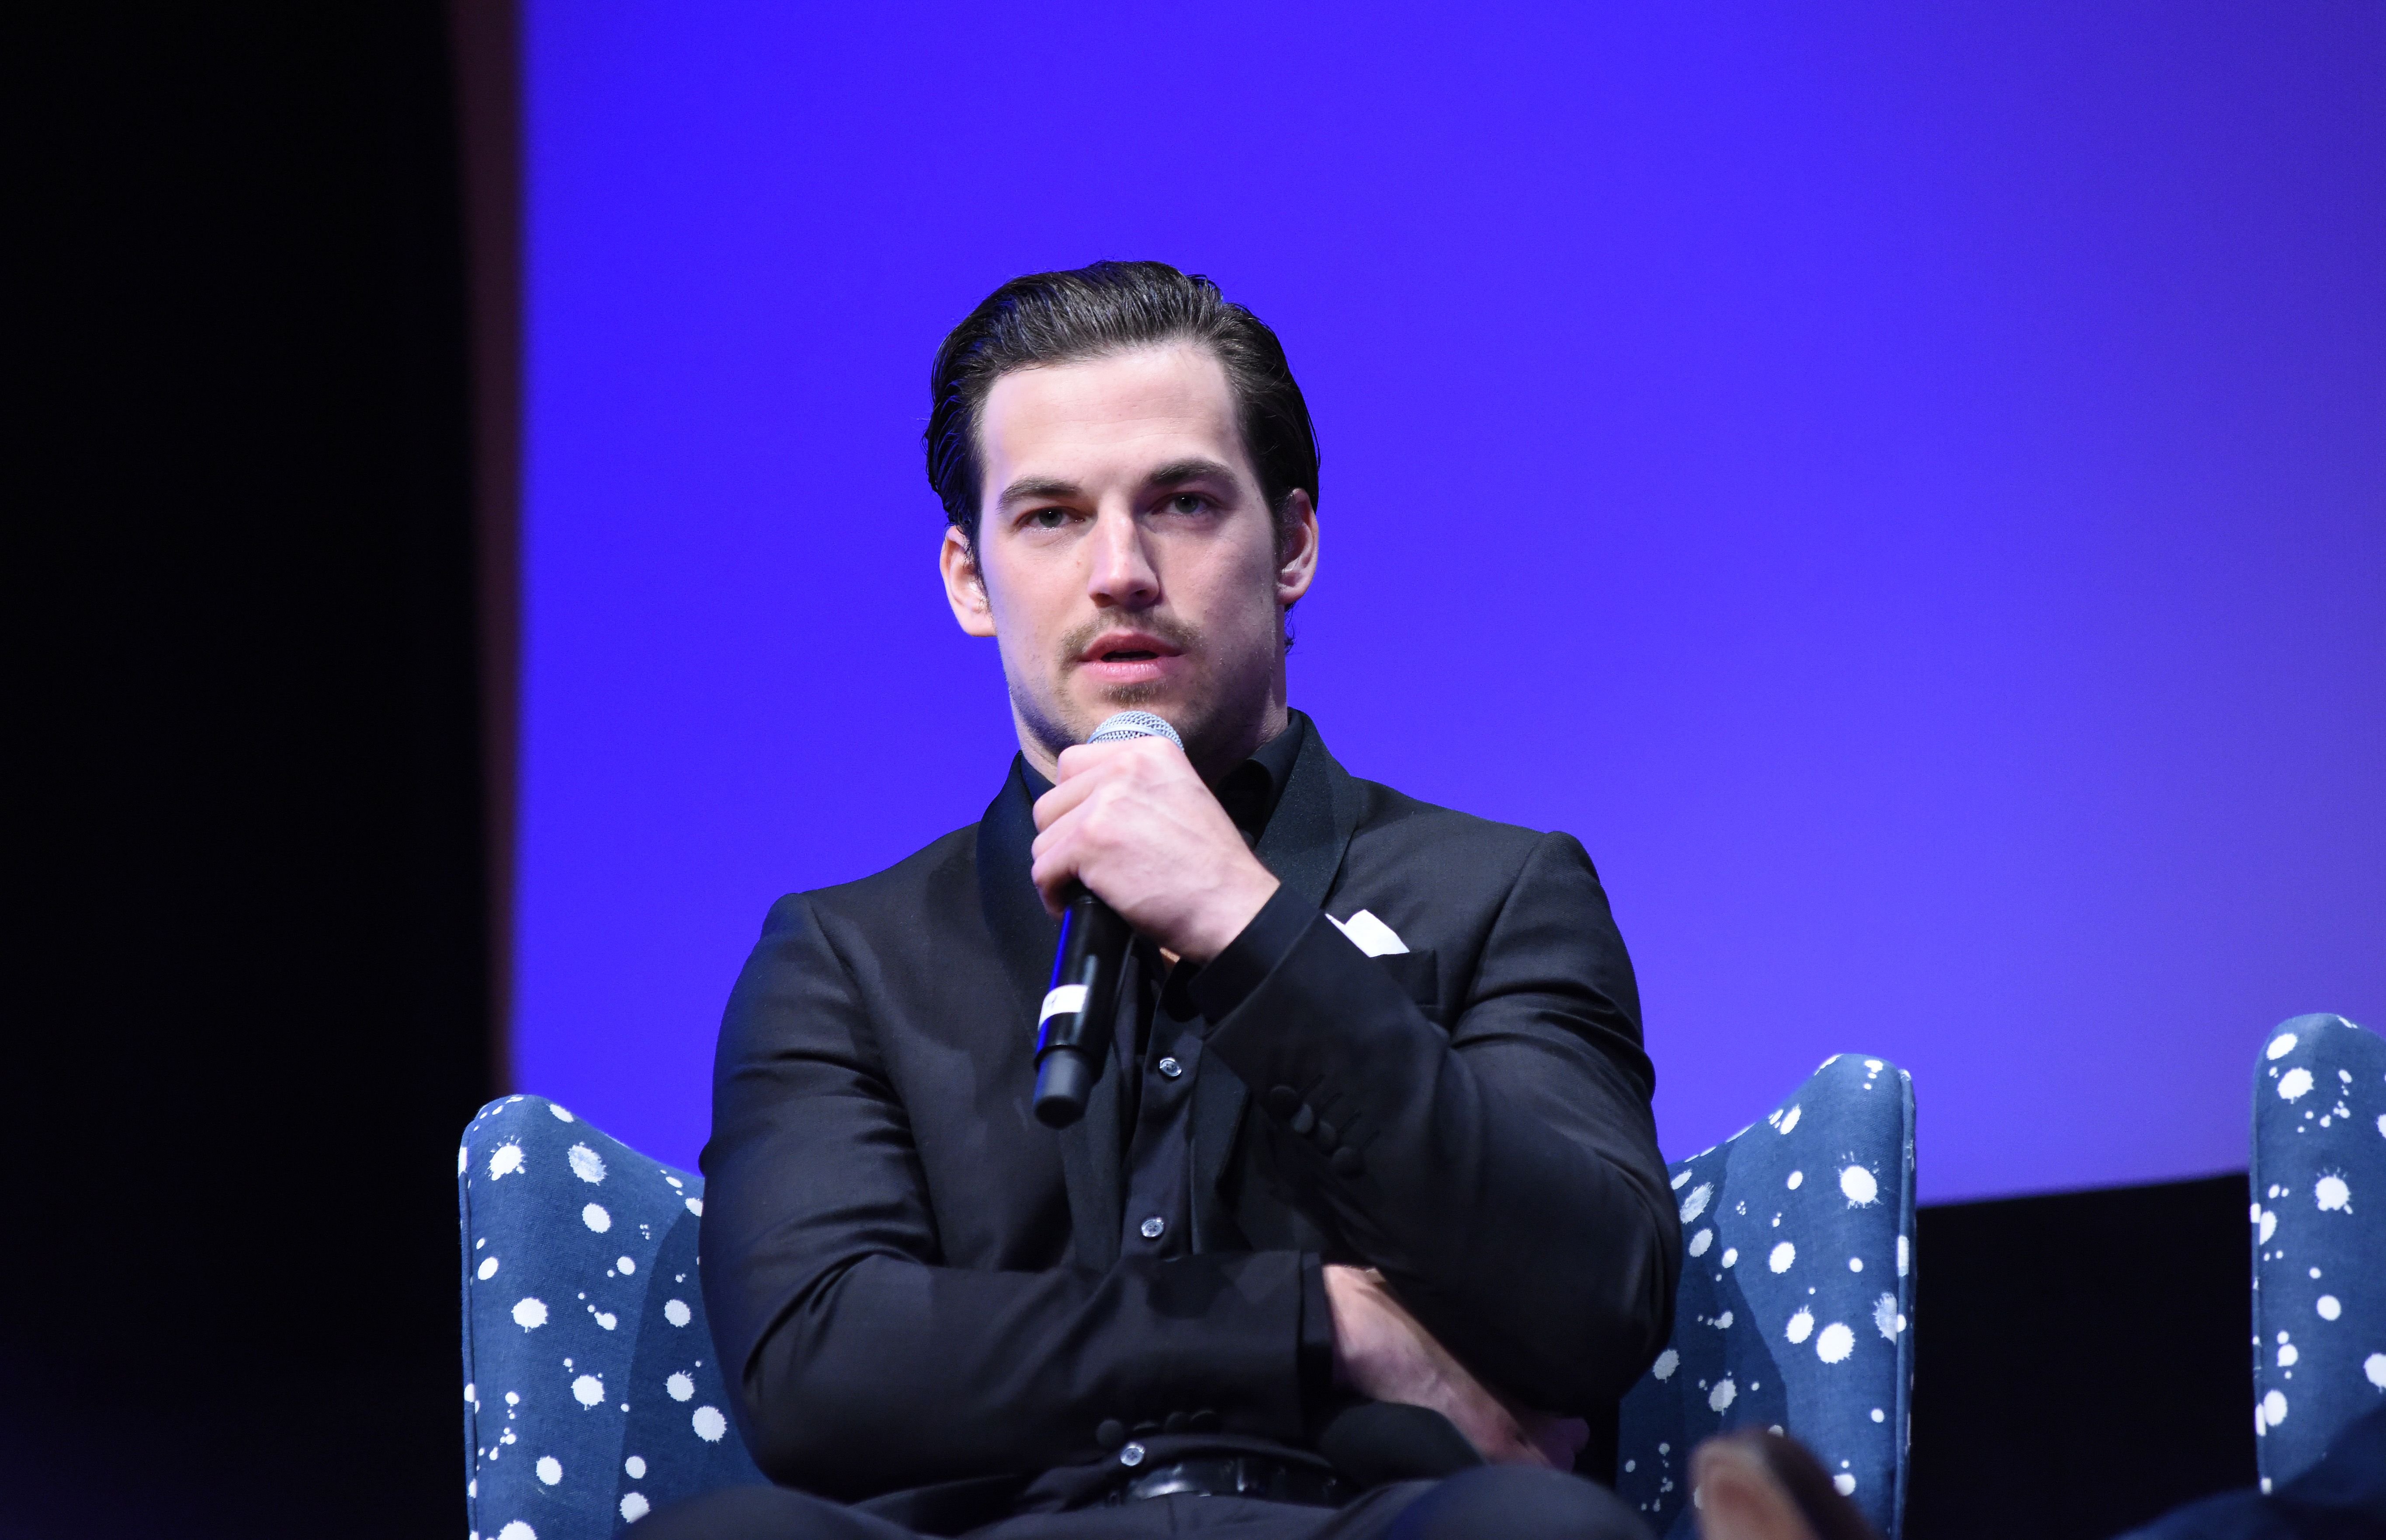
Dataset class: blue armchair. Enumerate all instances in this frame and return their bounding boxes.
[460,1058,1918,1538]
[2248,1012,2386,1493]
[458,1096,763,1540]
[1615,1053,1918,1540]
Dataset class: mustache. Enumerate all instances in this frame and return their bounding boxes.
[1060,612,1203,661]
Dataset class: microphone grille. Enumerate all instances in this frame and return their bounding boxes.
[1086,711,1183,750]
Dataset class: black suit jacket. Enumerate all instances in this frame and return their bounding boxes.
[701,716,1678,1517]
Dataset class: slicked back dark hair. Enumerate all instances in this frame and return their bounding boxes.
[926,261,1319,551]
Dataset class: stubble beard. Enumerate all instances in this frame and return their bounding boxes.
[1013,609,1281,774]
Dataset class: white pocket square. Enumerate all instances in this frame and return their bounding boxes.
[1328,909,1409,957]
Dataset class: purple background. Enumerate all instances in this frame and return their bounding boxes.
[516,0,2384,1202]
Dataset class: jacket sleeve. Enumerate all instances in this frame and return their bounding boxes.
[700,891,1327,1502]
[1186,831,1679,1413]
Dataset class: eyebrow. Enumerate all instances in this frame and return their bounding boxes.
[1142,457,1238,492]
[996,475,1082,509]
[996,458,1239,510]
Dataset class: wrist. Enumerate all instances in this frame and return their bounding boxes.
[1173,864,1280,964]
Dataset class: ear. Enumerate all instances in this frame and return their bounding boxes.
[1275,489,1320,609]
[941,525,999,638]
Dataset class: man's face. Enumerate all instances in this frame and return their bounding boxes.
[941,343,1318,778]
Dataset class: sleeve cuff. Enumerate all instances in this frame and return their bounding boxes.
[1299,1253,1340,1433]
[1187,884,1316,1025]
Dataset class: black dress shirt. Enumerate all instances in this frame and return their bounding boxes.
[1018,718,1327,1438]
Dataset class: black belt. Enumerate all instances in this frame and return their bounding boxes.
[1106,1455,1354,1509]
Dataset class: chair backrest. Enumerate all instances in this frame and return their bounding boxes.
[461,1068,1918,1537]
[459,1095,763,1540]
[1616,1054,1918,1539]
[2250,1012,2386,1492]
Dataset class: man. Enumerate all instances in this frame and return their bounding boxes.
[650,261,1679,1540]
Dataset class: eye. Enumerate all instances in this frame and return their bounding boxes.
[1165,492,1210,515]
[1023,506,1073,530]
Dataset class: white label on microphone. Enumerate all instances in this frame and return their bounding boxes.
[1038,984,1089,1027]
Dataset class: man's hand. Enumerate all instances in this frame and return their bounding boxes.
[1324,1264,1591,1470]
[1030,736,1280,963]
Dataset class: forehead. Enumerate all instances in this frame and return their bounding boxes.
[979,345,1243,484]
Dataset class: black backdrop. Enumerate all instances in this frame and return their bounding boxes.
[10,5,2258,1536]
[14,3,492,1536]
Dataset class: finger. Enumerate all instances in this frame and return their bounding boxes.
[1029,805,1091,915]
[1031,768,1104,832]
[1052,738,1138,783]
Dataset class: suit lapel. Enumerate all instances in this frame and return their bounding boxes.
[977,758,1122,1270]
[1190,716,1361,1244]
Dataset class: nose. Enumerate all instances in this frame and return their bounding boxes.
[1085,503,1159,610]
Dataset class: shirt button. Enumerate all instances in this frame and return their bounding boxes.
[1157,1057,1183,1079]
[1331,1146,1363,1176]
[1139,1215,1167,1241]
[1288,1104,1316,1136]
[1096,1419,1126,1450]
[1120,1442,1147,1467]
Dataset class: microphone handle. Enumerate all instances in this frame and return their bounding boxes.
[1032,887,1132,1128]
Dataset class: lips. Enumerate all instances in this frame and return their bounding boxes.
[1079,631,1180,665]
[1075,628,1184,687]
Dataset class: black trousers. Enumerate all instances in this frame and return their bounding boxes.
[642,1467,1654,1540]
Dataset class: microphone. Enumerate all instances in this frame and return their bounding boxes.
[1032,710,1183,1128]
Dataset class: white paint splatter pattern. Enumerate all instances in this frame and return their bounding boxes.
[2248,1016,2386,1495]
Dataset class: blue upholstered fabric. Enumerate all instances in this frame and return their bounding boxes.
[458,1066,1917,1537]
[2249,1012,2386,1493]
[459,1095,764,1540]
[1616,1054,1918,1540]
